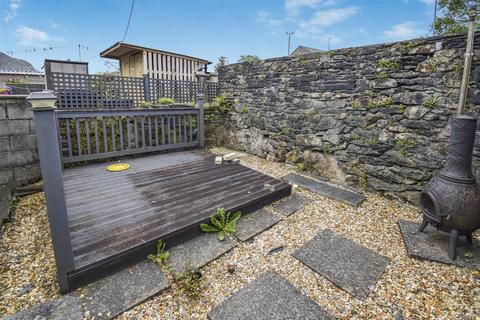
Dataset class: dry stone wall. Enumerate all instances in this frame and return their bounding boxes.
[206,32,480,203]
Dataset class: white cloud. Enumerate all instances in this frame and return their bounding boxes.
[15,26,61,45]
[284,0,336,16]
[256,10,284,28]
[4,0,21,22]
[382,21,424,40]
[299,6,359,34]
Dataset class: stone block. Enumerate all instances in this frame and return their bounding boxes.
[9,134,37,151]
[0,106,6,120]
[6,104,34,120]
[0,168,14,184]
[0,120,30,136]
[29,119,36,134]
[0,137,10,152]
[0,150,37,169]
[270,193,312,216]
[13,164,41,185]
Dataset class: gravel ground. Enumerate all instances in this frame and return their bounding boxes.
[0,192,59,316]
[1,148,479,319]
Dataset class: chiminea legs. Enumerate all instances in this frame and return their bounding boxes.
[448,229,459,260]
[418,217,428,232]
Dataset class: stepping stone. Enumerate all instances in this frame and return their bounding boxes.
[293,229,390,300]
[208,271,334,320]
[80,260,169,319]
[398,220,480,270]
[235,208,280,241]
[282,173,366,206]
[270,193,312,216]
[168,233,236,275]
[4,295,83,320]
[7,260,170,320]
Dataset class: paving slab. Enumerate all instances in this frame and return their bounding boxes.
[282,173,366,206]
[293,229,390,300]
[235,208,280,241]
[168,232,237,275]
[4,295,83,320]
[80,260,169,319]
[270,192,312,216]
[6,260,169,320]
[208,271,335,320]
[398,220,480,270]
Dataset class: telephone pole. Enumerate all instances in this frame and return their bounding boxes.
[286,31,294,55]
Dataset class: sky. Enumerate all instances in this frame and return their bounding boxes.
[0,0,437,73]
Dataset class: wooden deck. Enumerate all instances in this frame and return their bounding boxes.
[62,150,291,288]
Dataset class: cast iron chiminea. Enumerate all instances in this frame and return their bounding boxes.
[419,115,480,260]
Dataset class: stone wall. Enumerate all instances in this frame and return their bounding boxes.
[0,96,40,189]
[207,32,480,203]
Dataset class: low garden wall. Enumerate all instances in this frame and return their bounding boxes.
[206,32,480,203]
[0,96,40,189]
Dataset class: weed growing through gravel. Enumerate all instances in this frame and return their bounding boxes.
[297,162,306,171]
[176,268,203,300]
[200,208,241,240]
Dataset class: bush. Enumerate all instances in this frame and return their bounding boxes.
[158,97,176,105]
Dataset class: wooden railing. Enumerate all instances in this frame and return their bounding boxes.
[57,107,202,164]
[48,72,219,109]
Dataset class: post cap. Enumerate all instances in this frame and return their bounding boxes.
[26,90,57,109]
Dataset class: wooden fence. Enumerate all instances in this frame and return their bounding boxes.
[48,72,219,109]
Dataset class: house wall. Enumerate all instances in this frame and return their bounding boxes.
[120,53,143,77]
[0,96,40,189]
[142,50,206,81]
[206,32,480,203]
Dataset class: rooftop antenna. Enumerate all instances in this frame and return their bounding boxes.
[78,44,81,61]
[433,0,438,35]
[286,31,294,55]
[328,36,331,50]
[457,5,477,115]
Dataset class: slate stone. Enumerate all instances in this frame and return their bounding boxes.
[168,233,236,275]
[282,173,366,206]
[208,271,334,320]
[398,220,480,270]
[4,295,83,320]
[270,193,312,216]
[235,208,280,241]
[81,260,170,319]
[293,229,390,300]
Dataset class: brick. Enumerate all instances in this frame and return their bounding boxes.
[13,164,41,185]
[0,107,6,120]
[9,135,37,151]
[0,137,10,152]
[0,120,30,136]
[0,168,13,184]
[0,150,38,169]
[6,103,33,120]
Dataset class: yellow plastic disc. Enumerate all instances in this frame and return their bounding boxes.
[106,163,130,172]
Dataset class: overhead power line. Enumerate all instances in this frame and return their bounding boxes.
[122,0,136,42]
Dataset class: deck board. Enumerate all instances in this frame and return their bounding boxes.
[63,150,291,271]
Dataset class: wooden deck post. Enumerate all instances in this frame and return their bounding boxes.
[27,91,74,294]
[143,74,151,102]
[197,94,205,148]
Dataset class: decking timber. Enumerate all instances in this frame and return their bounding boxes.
[62,150,291,289]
